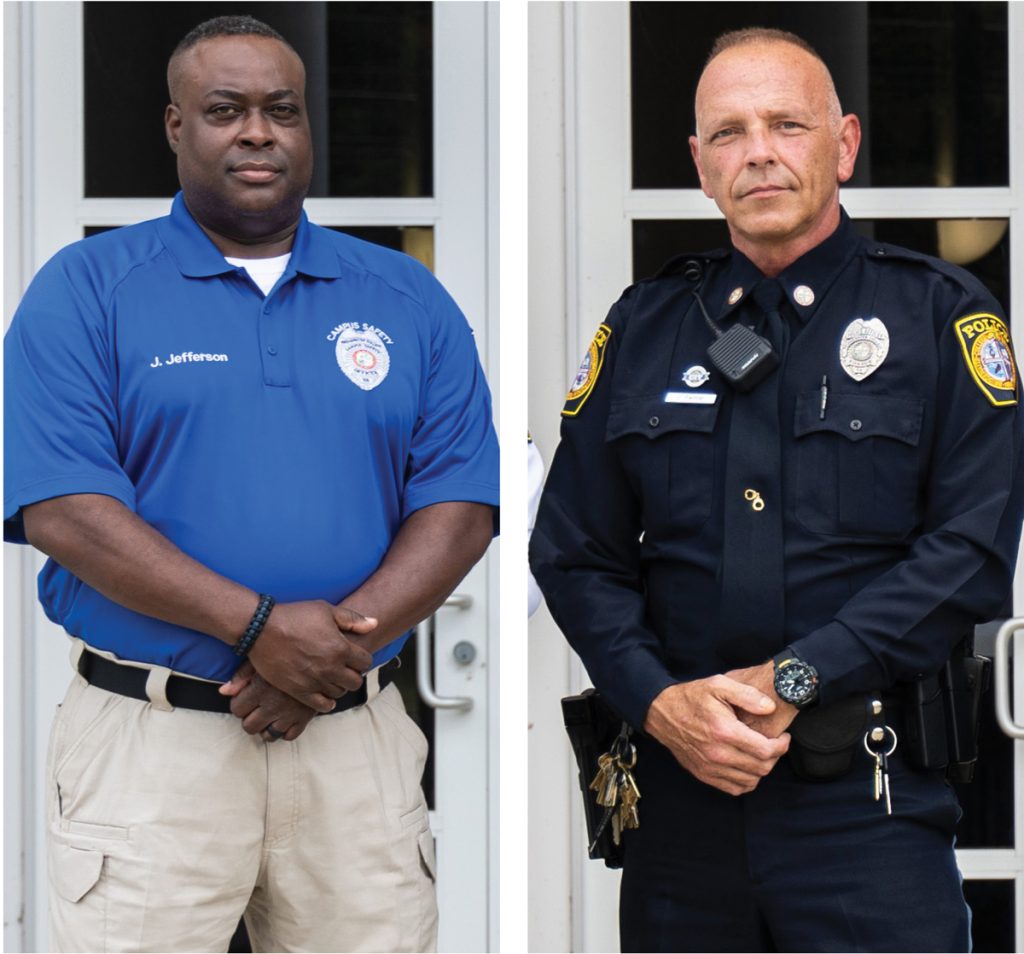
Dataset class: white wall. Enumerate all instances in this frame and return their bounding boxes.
[527,4,573,951]
[527,5,623,951]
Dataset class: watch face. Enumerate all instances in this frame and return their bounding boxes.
[775,660,819,705]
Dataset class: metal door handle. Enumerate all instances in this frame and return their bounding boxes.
[994,617,1024,739]
[416,593,474,711]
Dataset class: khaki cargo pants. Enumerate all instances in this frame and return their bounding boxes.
[46,640,437,953]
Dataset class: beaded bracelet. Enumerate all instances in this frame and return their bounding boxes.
[233,594,276,657]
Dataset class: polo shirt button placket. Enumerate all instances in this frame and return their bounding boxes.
[259,300,289,387]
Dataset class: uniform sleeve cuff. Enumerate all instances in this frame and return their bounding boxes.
[790,621,888,705]
[601,650,679,731]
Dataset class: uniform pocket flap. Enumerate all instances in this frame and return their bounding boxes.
[51,842,104,903]
[794,392,924,446]
[607,397,720,442]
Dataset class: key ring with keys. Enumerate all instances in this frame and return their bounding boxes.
[863,725,898,758]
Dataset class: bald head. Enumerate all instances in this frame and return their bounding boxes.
[688,30,861,274]
[696,31,842,138]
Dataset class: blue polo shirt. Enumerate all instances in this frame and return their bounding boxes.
[5,193,499,680]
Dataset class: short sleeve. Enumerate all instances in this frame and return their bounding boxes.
[4,252,136,543]
[400,277,499,518]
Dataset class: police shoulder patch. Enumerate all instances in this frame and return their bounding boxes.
[562,323,612,417]
[953,313,1018,407]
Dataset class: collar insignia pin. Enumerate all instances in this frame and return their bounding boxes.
[727,287,744,306]
[840,317,890,381]
[682,365,711,388]
[793,285,815,307]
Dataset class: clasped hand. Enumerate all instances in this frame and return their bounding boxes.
[219,600,377,742]
[644,663,797,796]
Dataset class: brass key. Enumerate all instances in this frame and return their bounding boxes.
[589,735,641,847]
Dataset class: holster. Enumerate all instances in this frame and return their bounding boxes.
[561,688,630,869]
[903,639,991,782]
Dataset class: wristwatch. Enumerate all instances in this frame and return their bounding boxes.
[772,650,820,709]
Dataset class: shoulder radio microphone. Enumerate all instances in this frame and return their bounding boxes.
[683,260,779,393]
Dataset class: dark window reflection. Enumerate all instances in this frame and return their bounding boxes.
[631,1,1007,189]
[631,217,1010,319]
[327,225,435,272]
[951,682,1014,849]
[963,879,1015,953]
[84,2,432,198]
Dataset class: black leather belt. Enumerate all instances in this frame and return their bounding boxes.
[77,649,397,715]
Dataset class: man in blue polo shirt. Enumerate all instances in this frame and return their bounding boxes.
[4,15,498,953]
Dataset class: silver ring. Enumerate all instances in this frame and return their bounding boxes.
[265,726,285,740]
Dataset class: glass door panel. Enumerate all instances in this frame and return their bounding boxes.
[84,1,433,199]
[629,1,1008,191]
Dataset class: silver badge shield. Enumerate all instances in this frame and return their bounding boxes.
[839,318,890,381]
[336,326,391,390]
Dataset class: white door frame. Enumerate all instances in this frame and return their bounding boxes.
[2,3,499,951]
[541,2,1024,949]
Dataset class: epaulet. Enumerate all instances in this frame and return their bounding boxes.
[870,242,1016,407]
[865,242,992,298]
[649,247,729,281]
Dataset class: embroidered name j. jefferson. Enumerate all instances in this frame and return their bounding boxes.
[150,351,229,368]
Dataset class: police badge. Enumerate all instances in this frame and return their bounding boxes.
[336,326,391,391]
[839,318,890,382]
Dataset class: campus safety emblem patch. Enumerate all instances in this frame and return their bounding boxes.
[954,313,1018,407]
[562,323,612,417]
[333,324,392,391]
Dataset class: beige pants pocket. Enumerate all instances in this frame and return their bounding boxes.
[51,842,104,903]
[417,826,438,883]
[49,839,108,952]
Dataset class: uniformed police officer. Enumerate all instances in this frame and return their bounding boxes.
[531,27,1022,953]
[5,16,498,953]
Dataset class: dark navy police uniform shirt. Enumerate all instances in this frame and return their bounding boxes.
[5,193,499,681]
[531,210,1022,729]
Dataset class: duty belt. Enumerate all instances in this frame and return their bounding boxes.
[77,648,398,714]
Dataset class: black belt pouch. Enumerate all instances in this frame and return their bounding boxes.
[561,688,628,869]
[787,694,868,781]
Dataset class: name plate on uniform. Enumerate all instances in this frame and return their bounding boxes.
[664,391,717,405]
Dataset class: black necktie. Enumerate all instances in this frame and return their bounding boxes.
[716,279,788,666]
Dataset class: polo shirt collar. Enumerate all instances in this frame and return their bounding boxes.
[158,192,343,280]
[716,207,859,324]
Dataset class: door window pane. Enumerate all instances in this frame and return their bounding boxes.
[84,1,432,198]
[631,1,1008,189]
[328,225,435,272]
[963,879,1015,953]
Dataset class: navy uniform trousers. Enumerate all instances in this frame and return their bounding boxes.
[619,732,968,953]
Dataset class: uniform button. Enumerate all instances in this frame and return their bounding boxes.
[648,416,660,428]
[267,346,278,356]
[850,419,863,431]
[874,247,887,256]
